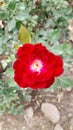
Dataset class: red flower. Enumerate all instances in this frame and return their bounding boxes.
[13,43,64,89]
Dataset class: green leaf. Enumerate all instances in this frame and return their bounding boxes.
[49,43,63,55]
[16,21,22,30]
[9,104,24,115]
[64,7,72,15]
[6,68,13,77]
[7,18,16,31]
[0,28,4,35]
[15,12,26,21]
[24,95,31,101]
[7,79,17,87]
[50,79,59,92]
[61,43,73,56]
[0,11,8,20]
[49,29,60,42]
[59,76,73,88]
[62,43,72,51]
[19,24,31,44]
[16,3,25,10]
[8,1,16,10]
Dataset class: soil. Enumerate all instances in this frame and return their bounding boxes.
[0,80,73,130]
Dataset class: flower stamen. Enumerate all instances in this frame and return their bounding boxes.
[31,59,43,73]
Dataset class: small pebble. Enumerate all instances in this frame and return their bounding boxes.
[54,124,64,130]
[25,107,34,119]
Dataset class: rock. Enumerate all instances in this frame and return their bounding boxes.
[0,122,3,130]
[25,107,34,119]
[54,124,64,130]
[41,103,60,123]
[69,118,73,130]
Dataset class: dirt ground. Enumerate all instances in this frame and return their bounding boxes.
[0,83,73,130]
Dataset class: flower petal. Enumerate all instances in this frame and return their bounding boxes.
[53,67,64,77]
[17,44,33,59]
[14,75,28,88]
[31,81,47,89]
[46,77,55,88]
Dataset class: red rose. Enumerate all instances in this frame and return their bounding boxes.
[13,43,64,89]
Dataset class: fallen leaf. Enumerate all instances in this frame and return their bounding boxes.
[18,25,31,44]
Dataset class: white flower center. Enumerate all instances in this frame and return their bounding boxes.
[31,59,43,73]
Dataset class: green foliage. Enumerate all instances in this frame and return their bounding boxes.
[8,1,16,10]
[59,76,73,88]
[49,79,59,92]
[7,18,16,31]
[0,0,73,115]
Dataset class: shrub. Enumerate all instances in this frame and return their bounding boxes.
[0,0,73,115]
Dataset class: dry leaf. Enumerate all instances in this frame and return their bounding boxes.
[13,43,19,50]
[19,25,31,44]
[69,32,73,41]
[33,0,41,4]
[68,19,73,32]
[0,1,6,8]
